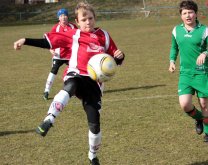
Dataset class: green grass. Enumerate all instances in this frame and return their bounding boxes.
[1,17,208,164]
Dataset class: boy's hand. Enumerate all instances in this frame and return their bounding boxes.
[50,49,59,56]
[114,49,124,59]
[169,61,176,73]
[14,38,26,50]
[196,53,206,65]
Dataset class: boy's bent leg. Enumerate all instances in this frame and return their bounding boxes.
[186,107,203,135]
[43,59,63,100]
[36,90,70,137]
[179,94,203,134]
[43,72,56,100]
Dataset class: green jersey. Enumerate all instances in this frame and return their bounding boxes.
[169,21,208,74]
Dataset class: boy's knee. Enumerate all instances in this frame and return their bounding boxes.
[54,90,70,107]
[88,122,100,134]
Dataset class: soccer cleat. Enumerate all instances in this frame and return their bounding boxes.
[195,120,203,135]
[204,134,208,142]
[36,119,52,137]
[89,157,100,165]
[43,92,49,100]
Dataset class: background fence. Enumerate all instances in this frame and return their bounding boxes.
[0,5,208,25]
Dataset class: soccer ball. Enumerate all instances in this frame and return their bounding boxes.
[87,53,117,82]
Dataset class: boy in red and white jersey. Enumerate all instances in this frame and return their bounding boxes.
[43,8,77,100]
[45,27,120,76]
[14,2,124,165]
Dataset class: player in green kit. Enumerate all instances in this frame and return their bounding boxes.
[169,0,208,142]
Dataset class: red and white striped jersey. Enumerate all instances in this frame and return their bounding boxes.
[45,28,118,75]
[50,22,77,60]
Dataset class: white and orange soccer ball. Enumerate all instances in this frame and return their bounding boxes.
[87,53,117,82]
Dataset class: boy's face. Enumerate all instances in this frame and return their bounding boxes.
[76,10,95,32]
[180,9,197,26]
[59,14,68,25]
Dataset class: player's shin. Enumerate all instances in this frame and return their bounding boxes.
[45,72,56,93]
[88,130,101,160]
[186,106,203,120]
[44,90,70,123]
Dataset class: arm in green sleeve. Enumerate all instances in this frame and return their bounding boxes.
[169,34,179,63]
[201,27,208,56]
[203,33,208,56]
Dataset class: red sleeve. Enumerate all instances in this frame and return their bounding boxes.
[106,35,118,56]
[44,31,73,49]
[106,33,124,65]
[49,24,57,50]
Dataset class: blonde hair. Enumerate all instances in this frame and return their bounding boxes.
[75,1,96,20]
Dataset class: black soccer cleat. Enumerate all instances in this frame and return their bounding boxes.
[43,92,49,100]
[36,119,52,137]
[89,157,100,165]
[204,134,208,142]
[195,120,203,135]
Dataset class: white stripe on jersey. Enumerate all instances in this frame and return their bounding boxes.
[202,27,208,41]
[205,27,208,37]
[44,34,52,48]
[68,23,75,29]
[101,29,110,51]
[56,24,61,32]
[172,26,176,39]
[68,29,81,73]
[54,25,61,58]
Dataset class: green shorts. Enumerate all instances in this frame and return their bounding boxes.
[178,74,208,98]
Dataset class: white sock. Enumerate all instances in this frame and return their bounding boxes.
[44,72,56,93]
[44,90,70,123]
[88,130,101,160]
[88,151,97,161]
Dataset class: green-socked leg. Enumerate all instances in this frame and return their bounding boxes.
[203,118,208,134]
[186,107,203,135]
[186,107,203,120]
[203,118,208,142]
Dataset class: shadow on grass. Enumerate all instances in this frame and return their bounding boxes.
[43,84,166,99]
[0,129,35,137]
[189,161,208,165]
[104,84,166,93]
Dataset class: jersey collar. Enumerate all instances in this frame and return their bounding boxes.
[180,20,201,28]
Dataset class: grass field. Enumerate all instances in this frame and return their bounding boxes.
[1,17,208,165]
